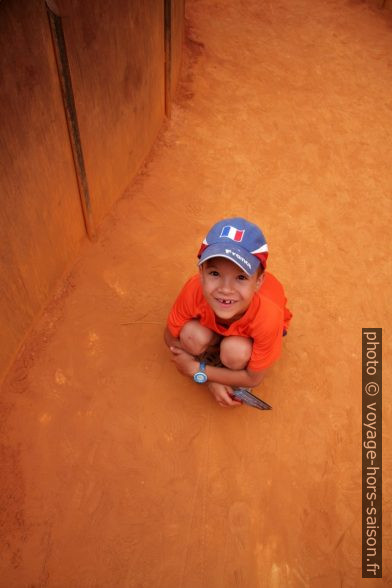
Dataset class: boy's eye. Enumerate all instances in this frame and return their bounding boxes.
[237,274,248,281]
[209,270,219,277]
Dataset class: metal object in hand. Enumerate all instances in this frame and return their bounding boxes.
[232,387,272,410]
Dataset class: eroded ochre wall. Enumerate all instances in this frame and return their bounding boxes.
[58,0,166,226]
[0,0,184,382]
[170,0,186,99]
[0,1,86,378]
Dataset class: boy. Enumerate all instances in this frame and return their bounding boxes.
[164,217,292,408]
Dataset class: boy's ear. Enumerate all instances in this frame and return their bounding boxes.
[255,272,265,290]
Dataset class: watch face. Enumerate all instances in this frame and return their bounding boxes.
[194,371,208,384]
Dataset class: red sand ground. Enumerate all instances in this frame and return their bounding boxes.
[1,1,391,586]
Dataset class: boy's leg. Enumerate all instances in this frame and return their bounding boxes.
[179,319,220,356]
[220,336,253,370]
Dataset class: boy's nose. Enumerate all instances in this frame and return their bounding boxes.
[220,277,234,292]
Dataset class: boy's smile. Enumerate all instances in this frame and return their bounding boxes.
[199,257,263,323]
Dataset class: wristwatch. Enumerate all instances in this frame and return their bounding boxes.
[193,361,208,384]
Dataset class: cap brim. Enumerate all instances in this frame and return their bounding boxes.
[198,243,260,276]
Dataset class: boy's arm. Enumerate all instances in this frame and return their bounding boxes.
[164,326,183,350]
[170,346,266,388]
[165,276,198,351]
[205,364,266,388]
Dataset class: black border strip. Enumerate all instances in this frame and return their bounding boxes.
[46,3,95,239]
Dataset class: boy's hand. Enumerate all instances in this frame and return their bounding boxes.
[207,382,243,408]
[170,347,198,377]
[169,348,241,408]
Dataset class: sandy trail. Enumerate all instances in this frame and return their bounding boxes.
[1,0,391,586]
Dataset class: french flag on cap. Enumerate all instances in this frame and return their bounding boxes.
[220,225,244,242]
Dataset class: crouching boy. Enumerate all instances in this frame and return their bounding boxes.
[164,217,292,408]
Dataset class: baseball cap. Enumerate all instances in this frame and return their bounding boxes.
[197,217,268,275]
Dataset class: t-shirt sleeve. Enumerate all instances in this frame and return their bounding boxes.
[167,277,198,338]
[247,313,283,371]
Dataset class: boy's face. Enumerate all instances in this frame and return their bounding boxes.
[199,257,264,322]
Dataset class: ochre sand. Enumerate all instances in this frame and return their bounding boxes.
[1,0,391,586]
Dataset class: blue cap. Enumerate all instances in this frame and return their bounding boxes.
[197,217,268,276]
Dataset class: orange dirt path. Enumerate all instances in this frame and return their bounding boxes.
[1,1,391,586]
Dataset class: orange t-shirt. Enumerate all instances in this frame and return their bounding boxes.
[167,272,292,371]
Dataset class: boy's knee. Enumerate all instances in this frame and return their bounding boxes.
[180,320,216,356]
[220,336,253,370]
